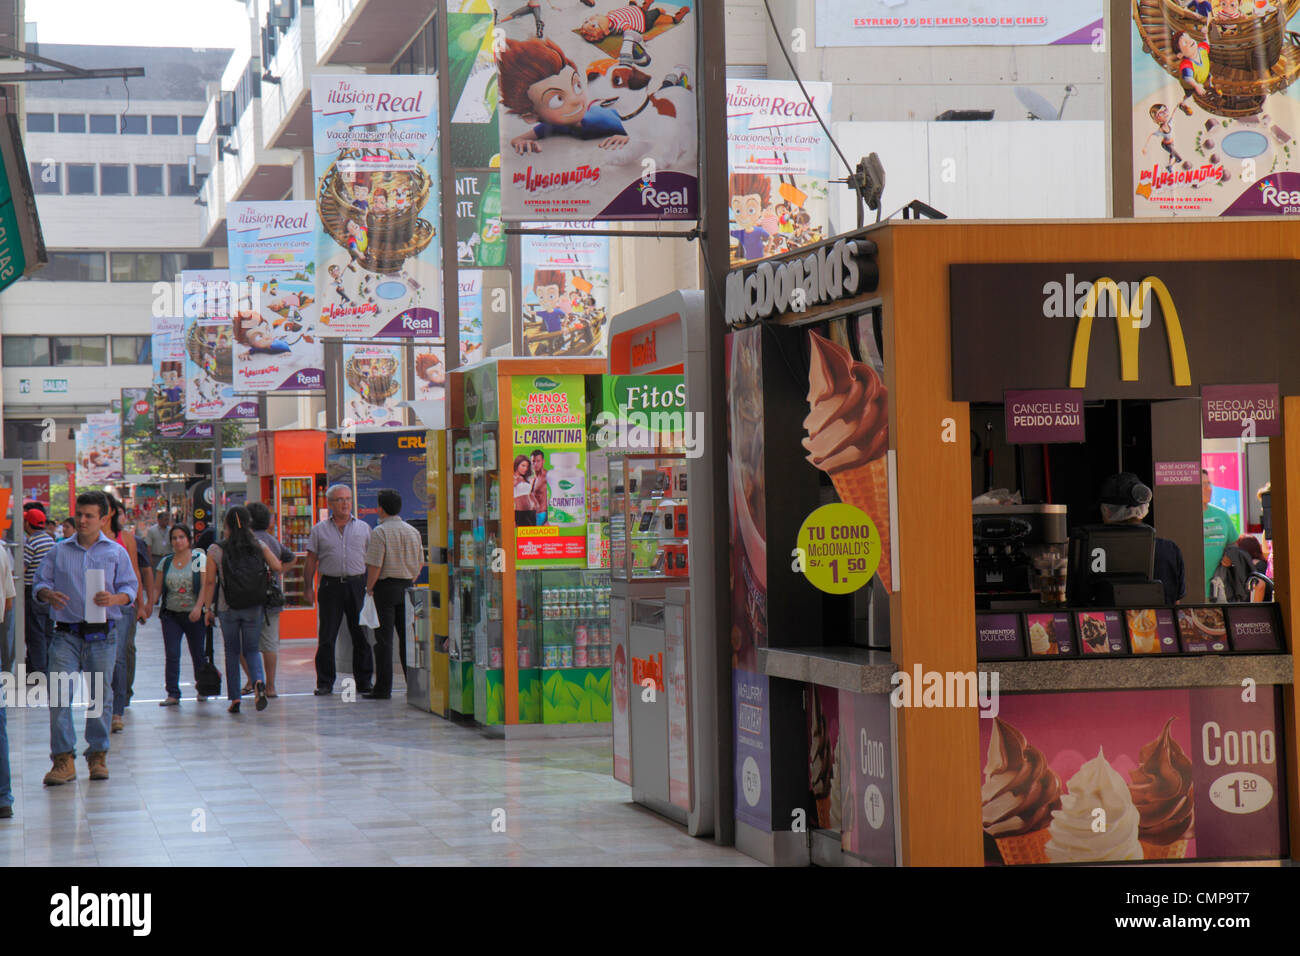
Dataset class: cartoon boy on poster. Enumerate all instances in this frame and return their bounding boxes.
[498,37,629,153]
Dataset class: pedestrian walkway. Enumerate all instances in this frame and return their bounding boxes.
[0,616,757,866]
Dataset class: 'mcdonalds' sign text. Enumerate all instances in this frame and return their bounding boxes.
[725,237,874,327]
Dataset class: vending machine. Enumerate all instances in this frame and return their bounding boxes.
[257,429,327,640]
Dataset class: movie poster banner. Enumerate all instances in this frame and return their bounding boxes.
[727,79,832,265]
[342,343,408,430]
[151,315,214,440]
[519,226,610,356]
[511,373,587,567]
[79,413,124,486]
[1131,6,1300,217]
[311,74,443,338]
[181,271,258,422]
[490,0,699,221]
[225,201,325,392]
[815,0,1103,46]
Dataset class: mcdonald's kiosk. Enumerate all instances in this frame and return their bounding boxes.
[722,220,1298,867]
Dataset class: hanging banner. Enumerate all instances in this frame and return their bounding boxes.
[454,170,507,267]
[510,373,587,567]
[181,270,258,422]
[225,200,325,392]
[341,343,408,430]
[151,315,214,440]
[491,0,699,221]
[726,79,832,264]
[120,386,153,444]
[458,269,486,365]
[815,0,1103,46]
[519,225,611,356]
[80,413,124,486]
[1132,6,1300,217]
[414,342,448,403]
[311,74,442,338]
[448,4,502,168]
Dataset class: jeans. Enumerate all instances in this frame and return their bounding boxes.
[218,608,264,702]
[25,586,52,674]
[372,578,411,697]
[0,694,11,808]
[110,613,139,717]
[315,577,373,692]
[159,609,205,699]
[48,629,115,757]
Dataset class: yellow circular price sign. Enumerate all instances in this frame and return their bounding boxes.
[797,503,881,595]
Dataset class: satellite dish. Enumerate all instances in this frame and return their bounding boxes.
[1014,85,1077,121]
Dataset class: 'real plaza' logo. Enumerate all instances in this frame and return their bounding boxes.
[1042,275,1192,388]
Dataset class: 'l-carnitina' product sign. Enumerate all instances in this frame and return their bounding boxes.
[511,374,586,567]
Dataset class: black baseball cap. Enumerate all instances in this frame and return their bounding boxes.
[1100,472,1153,507]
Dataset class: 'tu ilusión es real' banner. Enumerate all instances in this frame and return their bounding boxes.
[511,373,586,567]
[181,270,258,422]
[311,74,443,338]
[491,0,699,221]
[341,343,408,431]
[225,201,325,392]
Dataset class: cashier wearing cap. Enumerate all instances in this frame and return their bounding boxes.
[1100,472,1186,606]
[22,508,55,674]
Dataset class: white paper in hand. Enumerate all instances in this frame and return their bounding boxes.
[85,568,107,623]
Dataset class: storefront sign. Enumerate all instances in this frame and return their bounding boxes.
[950,261,1300,401]
[511,374,587,567]
[839,689,895,866]
[1004,389,1084,443]
[225,201,325,393]
[796,503,880,594]
[42,378,67,393]
[1154,461,1201,486]
[490,0,699,221]
[734,669,772,831]
[0,113,46,293]
[980,688,1288,864]
[311,74,443,338]
[725,236,876,328]
[1227,605,1282,653]
[975,613,1024,661]
[818,0,1102,47]
[1201,384,1280,439]
[726,79,832,265]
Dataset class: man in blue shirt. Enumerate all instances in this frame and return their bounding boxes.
[33,491,138,785]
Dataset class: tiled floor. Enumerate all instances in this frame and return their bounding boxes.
[0,616,758,867]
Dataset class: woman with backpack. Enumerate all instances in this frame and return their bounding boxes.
[147,525,207,706]
[200,506,282,714]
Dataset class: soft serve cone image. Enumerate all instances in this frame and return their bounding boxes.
[982,718,1062,865]
[1045,748,1145,863]
[1128,717,1195,860]
[801,332,891,590]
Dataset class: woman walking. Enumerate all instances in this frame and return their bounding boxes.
[148,525,207,706]
[244,502,294,698]
[200,507,282,714]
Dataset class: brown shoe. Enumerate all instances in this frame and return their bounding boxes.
[111,715,124,733]
[43,752,76,786]
[86,751,109,781]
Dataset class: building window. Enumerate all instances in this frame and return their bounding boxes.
[394,16,437,75]
[4,421,50,461]
[181,115,202,135]
[111,335,152,365]
[136,165,164,196]
[168,163,197,196]
[89,114,117,134]
[120,114,147,135]
[2,336,51,366]
[27,252,106,282]
[100,164,129,195]
[26,113,53,133]
[51,336,107,366]
[66,164,95,195]
[109,251,212,283]
[57,113,86,133]
[30,162,60,194]
[151,115,179,135]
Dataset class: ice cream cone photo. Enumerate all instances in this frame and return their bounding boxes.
[1140,838,1190,860]
[829,457,892,591]
[981,718,1061,866]
[995,827,1052,866]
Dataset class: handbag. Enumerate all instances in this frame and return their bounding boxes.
[195,622,223,697]
[265,581,286,608]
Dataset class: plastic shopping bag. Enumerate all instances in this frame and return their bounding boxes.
[360,592,380,629]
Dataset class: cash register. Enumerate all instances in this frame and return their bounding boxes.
[1066,523,1166,608]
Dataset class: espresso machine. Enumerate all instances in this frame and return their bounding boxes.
[973,504,1068,610]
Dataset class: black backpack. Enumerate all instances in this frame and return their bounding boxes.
[217,537,271,610]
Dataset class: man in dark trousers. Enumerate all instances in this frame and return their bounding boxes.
[303,483,373,695]
[22,508,56,675]
[364,489,425,700]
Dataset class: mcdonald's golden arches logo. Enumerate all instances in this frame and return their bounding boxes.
[1069,277,1192,389]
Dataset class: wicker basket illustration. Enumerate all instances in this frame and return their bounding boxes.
[186,321,234,384]
[345,353,400,405]
[317,148,436,275]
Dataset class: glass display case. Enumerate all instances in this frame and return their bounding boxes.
[276,475,316,608]
[608,454,689,582]
[517,567,612,724]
